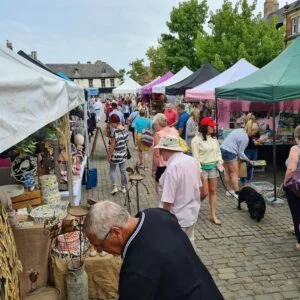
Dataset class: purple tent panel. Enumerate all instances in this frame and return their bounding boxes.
[142,71,173,94]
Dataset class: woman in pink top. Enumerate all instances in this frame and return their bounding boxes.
[152,113,178,193]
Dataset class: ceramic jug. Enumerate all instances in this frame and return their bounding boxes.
[66,263,88,300]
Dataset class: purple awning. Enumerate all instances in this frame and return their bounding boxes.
[142,71,173,94]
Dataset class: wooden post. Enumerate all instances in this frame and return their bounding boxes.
[64,114,74,206]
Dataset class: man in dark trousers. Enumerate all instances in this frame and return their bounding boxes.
[83,200,224,300]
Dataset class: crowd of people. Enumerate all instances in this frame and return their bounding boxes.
[84,95,300,299]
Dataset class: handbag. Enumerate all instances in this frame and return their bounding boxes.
[141,119,153,147]
[126,147,132,160]
[284,169,300,197]
[284,146,300,197]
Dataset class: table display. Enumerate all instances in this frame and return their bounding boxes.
[51,253,121,300]
[13,223,51,298]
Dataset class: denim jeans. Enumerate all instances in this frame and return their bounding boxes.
[240,148,258,184]
[110,162,127,186]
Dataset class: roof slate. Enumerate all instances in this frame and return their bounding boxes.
[266,0,300,25]
[46,61,119,79]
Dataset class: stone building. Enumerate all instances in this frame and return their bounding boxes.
[47,61,120,96]
[264,0,300,46]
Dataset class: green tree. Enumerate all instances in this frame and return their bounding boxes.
[118,68,126,84]
[150,0,208,73]
[195,0,285,71]
[126,59,149,85]
[146,46,168,78]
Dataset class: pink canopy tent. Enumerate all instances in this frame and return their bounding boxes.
[142,71,173,95]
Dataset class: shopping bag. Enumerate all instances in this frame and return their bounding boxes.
[178,137,189,153]
[86,168,97,190]
[238,160,247,178]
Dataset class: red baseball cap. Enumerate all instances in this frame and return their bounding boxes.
[200,117,217,127]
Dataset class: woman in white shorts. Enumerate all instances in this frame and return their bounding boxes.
[191,117,223,225]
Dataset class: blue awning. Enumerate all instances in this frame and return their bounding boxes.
[89,88,99,96]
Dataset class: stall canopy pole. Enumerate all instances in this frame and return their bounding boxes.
[272,101,277,201]
[65,114,74,206]
[215,95,219,138]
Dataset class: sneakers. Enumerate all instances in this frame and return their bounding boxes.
[225,190,234,197]
[225,190,239,199]
[111,185,127,194]
[110,185,118,195]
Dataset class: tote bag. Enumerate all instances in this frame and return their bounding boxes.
[141,119,153,147]
[284,146,300,197]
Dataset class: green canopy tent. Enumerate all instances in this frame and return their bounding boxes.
[216,37,300,201]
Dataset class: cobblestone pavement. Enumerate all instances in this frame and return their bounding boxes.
[85,123,300,300]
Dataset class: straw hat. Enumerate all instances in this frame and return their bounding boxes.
[154,135,184,152]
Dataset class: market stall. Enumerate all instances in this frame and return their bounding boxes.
[185,58,258,101]
[142,71,173,95]
[0,46,84,154]
[112,77,141,95]
[136,76,161,94]
[0,47,107,299]
[216,37,300,201]
[166,63,220,96]
[152,66,192,94]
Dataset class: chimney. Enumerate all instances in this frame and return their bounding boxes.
[87,61,91,64]
[264,0,279,18]
[77,61,80,65]
[31,51,37,60]
[6,40,13,50]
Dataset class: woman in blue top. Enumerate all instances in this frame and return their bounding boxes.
[135,109,153,168]
[220,119,259,198]
[284,125,300,250]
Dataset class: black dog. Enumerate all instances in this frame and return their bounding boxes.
[237,187,266,222]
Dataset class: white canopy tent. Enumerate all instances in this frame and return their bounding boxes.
[152,66,192,94]
[0,46,85,154]
[185,59,258,100]
[112,77,141,95]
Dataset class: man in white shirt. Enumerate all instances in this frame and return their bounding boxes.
[93,99,103,121]
[155,135,202,247]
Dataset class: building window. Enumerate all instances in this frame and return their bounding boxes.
[101,79,106,87]
[110,78,115,87]
[89,79,93,87]
[74,68,79,76]
[292,17,298,35]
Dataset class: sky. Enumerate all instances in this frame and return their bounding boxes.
[0,0,287,71]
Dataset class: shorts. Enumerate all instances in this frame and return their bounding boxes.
[136,133,150,152]
[155,166,166,182]
[201,168,219,179]
[221,148,238,161]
